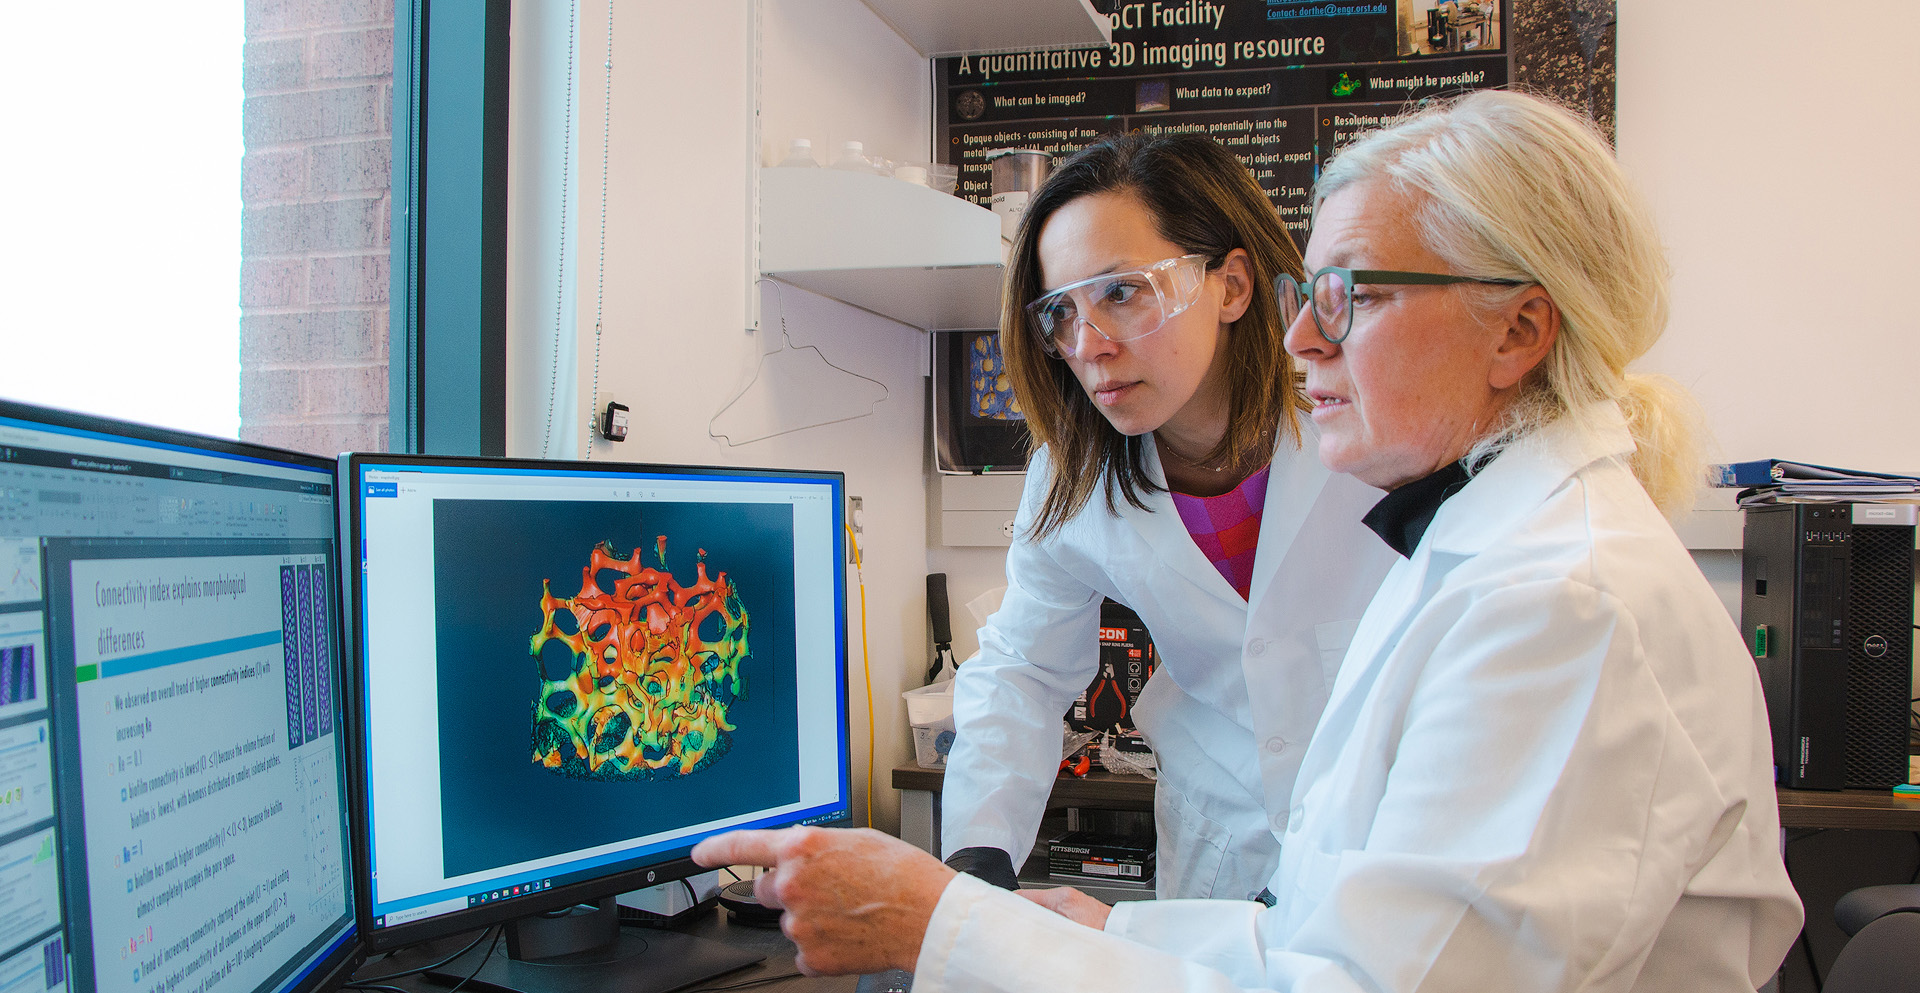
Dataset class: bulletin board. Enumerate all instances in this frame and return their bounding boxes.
[934,0,1615,240]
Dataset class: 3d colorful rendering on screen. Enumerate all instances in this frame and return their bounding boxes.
[529,538,750,781]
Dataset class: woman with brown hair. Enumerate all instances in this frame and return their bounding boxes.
[935,132,1397,903]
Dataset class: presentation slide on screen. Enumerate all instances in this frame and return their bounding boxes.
[0,541,41,608]
[0,613,48,725]
[0,722,54,841]
[357,469,846,923]
[0,828,61,956]
[0,933,67,993]
[63,552,347,993]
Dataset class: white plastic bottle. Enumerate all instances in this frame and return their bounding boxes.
[777,138,819,167]
[830,140,872,172]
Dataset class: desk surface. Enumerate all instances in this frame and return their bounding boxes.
[896,764,1920,832]
[1776,787,1920,831]
[354,907,853,993]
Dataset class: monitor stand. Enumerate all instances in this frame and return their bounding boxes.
[424,898,763,993]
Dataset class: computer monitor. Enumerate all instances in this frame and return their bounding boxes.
[338,453,850,992]
[0,398,360,993]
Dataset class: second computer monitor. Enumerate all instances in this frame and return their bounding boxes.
[1,398,358,993]
[339,454,850,949]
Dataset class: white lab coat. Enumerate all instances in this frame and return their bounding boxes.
[942,428,1399,899]
[915,405,1803,993]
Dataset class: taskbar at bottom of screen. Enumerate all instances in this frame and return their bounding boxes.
[372,806,854,929]
[371,879,564,930]
[466,877,555,908]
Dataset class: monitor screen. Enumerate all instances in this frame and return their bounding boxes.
[341,455,850,947]
[0,399,358,993]
[932,330,1029,474]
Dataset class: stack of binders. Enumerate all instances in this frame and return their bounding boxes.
[1713,459,1920,507]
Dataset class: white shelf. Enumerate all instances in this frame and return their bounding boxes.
[760,167,1005,330]
[859,0,1111,57]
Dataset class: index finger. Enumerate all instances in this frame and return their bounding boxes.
[692,829,786,869]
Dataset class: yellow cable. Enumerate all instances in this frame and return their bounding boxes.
[845,522,874,829]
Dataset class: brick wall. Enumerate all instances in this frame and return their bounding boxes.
[239,0,394,455]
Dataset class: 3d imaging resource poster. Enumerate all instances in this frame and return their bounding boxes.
[430,500,800,877]
[936,0,1616,239]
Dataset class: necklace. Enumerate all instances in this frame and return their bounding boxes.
[1155,433,1231,474]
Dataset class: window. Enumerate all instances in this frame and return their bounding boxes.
[1,5,245,438]
[0,2,394,455]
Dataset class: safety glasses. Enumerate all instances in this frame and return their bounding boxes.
[1026,254,1209,359]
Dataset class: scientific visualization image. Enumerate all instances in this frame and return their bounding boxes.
[967,333,1023,422]
[432,498,800,877]
[530,538,748,781]
[0,644,36,707]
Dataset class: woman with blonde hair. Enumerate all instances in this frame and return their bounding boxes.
[695,91,1802,993]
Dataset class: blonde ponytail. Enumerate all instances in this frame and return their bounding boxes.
[1616,373,1705,516]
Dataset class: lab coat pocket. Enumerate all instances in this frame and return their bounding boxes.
[1155,781,1231,898]
[1312,617,1362,686]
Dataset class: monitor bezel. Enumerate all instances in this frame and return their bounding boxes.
[335,451,853,953]
[0,396,342,486]
[0,396,365,993]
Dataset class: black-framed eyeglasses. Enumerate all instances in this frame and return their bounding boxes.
[1277,266,1528,344]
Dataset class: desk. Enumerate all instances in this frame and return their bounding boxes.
[353,906,853,993]
[1777,787,1920,831]
[897,763,1920,862]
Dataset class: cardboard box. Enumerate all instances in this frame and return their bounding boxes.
[1046,830,1155,884]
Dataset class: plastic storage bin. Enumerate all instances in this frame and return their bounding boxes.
[903,681,957,769]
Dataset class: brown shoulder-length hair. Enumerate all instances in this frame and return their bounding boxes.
[1003,132,1310,540]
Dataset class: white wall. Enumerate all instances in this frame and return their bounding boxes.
[1618,0,1920,472]
[760,0,931,173]
[558,0,931,831]
[1619,0,1920,703]
[926,545,1012,666]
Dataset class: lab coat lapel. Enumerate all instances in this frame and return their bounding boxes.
[1316,542,1429,732]
[1129,436,1244,607]
[1243,429,1328,610]
[1425,402,1636,558]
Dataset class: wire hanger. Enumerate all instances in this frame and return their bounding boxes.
[707,280,890,447]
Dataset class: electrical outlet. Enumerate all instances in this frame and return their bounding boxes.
[1001,518,1017,539]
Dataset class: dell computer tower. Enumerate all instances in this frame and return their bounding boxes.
[1741,502,1915,790]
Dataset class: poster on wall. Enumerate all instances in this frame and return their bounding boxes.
[934,0,1615,240]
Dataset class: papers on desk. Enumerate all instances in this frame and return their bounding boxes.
[1710,460,1920,508]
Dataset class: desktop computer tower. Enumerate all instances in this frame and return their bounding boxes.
[1741,502,1915,790]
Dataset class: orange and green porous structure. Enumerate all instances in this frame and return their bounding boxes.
[530,538,749,781]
